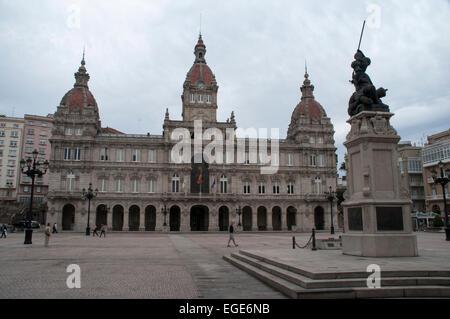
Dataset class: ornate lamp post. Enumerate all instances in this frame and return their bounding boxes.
[431,161,450,241]
[236,206,242,227]
[325,186,336,235]
[20,149,49,245]
[82,183,98,236]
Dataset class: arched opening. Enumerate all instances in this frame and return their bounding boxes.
[314,206,325,230]
[112,205,124,231]
[190,205,209,231]
[145,205,156,231]
[96,204,108,228]
[129,205,140,231]
[272,206,282,231]
[218,206,229,231]
[287,206,297,230]
[257,206,267,231]
[242,206,252,231]
[169,205,181,231]
[62,204,75,231]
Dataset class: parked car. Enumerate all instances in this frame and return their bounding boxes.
[12,220,41,229]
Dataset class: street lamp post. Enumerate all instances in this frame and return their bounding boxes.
[326,186,336,235]
[431,161,450,241]
[82,183,98,236]
[236,206,242,227]
[20,149,49,245]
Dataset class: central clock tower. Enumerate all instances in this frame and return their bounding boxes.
[181,34,218,123]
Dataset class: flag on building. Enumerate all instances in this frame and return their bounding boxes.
[211,177,216,189]
[197,167,202,185]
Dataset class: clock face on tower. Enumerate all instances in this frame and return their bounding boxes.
[198,82,204,89]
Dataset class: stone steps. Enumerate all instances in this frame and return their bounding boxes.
[223,250,450,299]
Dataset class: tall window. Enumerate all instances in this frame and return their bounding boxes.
[273,182,280,194]
[148,179,155,193]
[74,148,81,161]
[75,128,83,136]
[116,179,123,192]
[116,149,124,162]
[65,128,72,135]
[318,154,324,167]
[220,175,227,194]
[172,174,180,193]
[198,94,203,103]
[309,136,315,144]
[310,154,316,166]
[287,183,294,195]
[67,172,75,192]
[258,152,266,165]
[243,182,251,194]
[63,148,71,160]
[190,94,195,103]
[132,179,139,193]
[132,149,140,162]
[11,131,18,137]
[245,152,250,165]
[314,177,322,194]
[287,153,293,166]
[258,183,266,194]
[317,136,323,144]
[206,95,211,104]
[148,150,156,163]
[100,148,108,161]
[99,179,107,192]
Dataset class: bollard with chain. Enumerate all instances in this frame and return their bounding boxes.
[312,228,317,251]
[293,236,295,249]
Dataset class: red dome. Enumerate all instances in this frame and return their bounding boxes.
[292,98,326,124]
[60,87,98,115]
[188,63,213,86]
[59,58,98,115]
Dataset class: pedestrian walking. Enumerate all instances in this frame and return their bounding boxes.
[99,224,106,238]
[52,223,58,234]
[0,224,7,238]
[44,223,51,247]
[227,221,238,247]
[92,225,99,237]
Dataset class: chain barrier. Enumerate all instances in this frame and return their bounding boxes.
[293,234,313,249]
[292,229,317,250]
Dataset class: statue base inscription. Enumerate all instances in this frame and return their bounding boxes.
[342,111,418,257]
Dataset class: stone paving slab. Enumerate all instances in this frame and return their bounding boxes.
[0,231,291,299]
[1,231,446,299]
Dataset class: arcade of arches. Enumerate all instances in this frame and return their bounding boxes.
[56,202,334,232]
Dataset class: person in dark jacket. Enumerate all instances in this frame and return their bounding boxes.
[227,221,238,247]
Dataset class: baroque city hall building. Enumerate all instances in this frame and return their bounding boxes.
[47,35,338,232]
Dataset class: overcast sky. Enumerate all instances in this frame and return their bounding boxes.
[1,0,449,166]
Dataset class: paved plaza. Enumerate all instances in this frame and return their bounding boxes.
[0,231,448,299]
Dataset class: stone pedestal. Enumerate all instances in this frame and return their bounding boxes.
[342,111,418,257]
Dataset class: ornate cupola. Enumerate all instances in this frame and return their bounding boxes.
[287,69,334,143]
[52,53,101,138]
[181,34,218,123]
